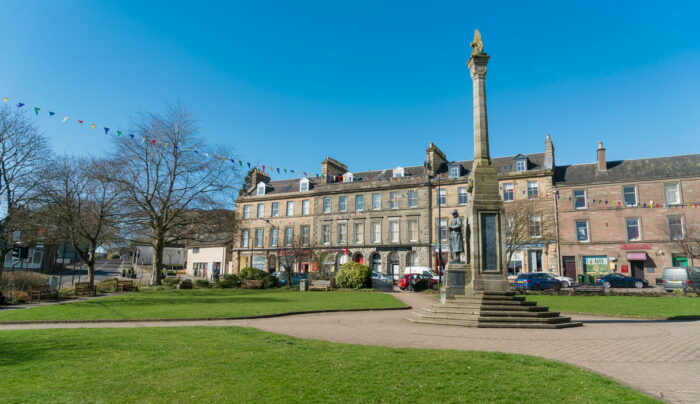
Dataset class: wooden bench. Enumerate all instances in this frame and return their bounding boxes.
[75,282,97,296]
[117,280,138,292]
[29,285,57,302]
[571,285,605,295]
[309,280,331,291]
[243,280,263,289]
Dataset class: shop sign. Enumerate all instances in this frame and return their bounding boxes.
[620,244,651,250]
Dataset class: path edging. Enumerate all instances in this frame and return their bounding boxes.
[0,305,411,325]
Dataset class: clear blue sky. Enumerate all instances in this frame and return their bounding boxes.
[1,0,699,177]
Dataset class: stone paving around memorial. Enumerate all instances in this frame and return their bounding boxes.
[2,292,698,403]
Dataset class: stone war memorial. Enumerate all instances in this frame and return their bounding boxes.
[409,30,581,329]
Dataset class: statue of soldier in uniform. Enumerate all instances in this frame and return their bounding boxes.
[448,209,464,262]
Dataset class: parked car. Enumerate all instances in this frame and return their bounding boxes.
[596,273,648,289]
[513,272,562,291]
[372,271,393,281]
[528,272,574,288]
[404,266,440,281]
[273,271,306,286]
[398,274,437,291]
[661,266,700,292]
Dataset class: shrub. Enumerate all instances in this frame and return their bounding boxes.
[216,274,241,289]
[0,271,48,293]
[240,267,279,289]
[162,278,180,287]
[96,278,118,293]
[194,280,211,288]
[335,262,370,289]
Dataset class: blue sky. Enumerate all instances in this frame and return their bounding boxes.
[1,0,699,177]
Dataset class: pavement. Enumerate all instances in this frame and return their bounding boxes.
[1,292,698,403]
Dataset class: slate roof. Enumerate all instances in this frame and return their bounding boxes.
[244,152,546,196]
[554,154,700,186]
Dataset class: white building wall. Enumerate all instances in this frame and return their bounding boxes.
[186,246,229,279]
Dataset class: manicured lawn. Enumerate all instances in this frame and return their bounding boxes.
[525,295,700,318]
[0,289,406,322]
[0,327,659,403]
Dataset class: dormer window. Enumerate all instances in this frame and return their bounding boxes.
[256,182,266,196]
[393,167,405,178]
[343,172,354,183]
[448,163,461,179]
[514,155,528,172]
[299,178,310,192]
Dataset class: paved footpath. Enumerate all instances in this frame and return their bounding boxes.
[2,293,699,404]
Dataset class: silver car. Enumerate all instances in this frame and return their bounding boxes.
[662,267,700,292]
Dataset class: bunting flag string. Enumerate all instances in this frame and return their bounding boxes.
[2,94,320,179]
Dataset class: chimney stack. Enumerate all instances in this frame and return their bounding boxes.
[250,168,270,191]
[597,141,607,171]
[425,142,447,176]
[321,157,348,183]
[544,135,555,169]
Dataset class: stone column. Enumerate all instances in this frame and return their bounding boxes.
[467,53,491,168]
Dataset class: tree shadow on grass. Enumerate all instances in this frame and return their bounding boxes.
[580,317,700,324]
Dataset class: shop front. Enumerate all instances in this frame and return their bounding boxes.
[582,256,609,275]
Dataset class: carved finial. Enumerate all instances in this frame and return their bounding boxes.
[470,29,485,55]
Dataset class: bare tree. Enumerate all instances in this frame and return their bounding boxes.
[664,215,700,261]
[504,199,555,270]
[108,105,240,284]
[39,156,124,286]
[278,233,312,285]
[0,106,52,277]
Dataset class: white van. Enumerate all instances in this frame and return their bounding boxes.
[662,266,700,292]
[404,266,440,281]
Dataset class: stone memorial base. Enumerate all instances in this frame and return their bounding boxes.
[440,262,469,303]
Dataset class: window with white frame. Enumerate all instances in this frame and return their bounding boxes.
[502,183,514,202]
[437,189,446,206]
[241,229,249,247]
[407,190,418,208]
[668,216,684,240]
[458,187,468,205]
[389,192,398,209]
[269,228,278,247]
[286,201,294,216]
[255,228,264,247]
[393,167,404,177]
[256,182,266,195]
[302,200,309,215]
[529,214,541,238]
[371,222,381,243]
[343,172,353,183]
[372,193,381,210]
[355,195,365,211]
[321,224,331,244]
[389,219,399,242]
[242,205,250,219]
[449,165,460,178]
[271,202,279,217]
[626,218,641,241]
[664,183,681,205]
[623,186,637,207]
[337,222,347,244]
[300,226,309,246]
[284,227,293,246]
[515,159,527,172]
[573,189,587,209]
[339,196,347,212]
[408,219,418,242]
[256,203,265,218]
[299,178,309,192]
[354,222,364,244]
[323,197,331,213]
[527,181,539,199]
[575,220,589,242]
[438,218,447,241]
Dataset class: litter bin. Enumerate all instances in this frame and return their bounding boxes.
[300,279,308,291]
[577,274,587,285]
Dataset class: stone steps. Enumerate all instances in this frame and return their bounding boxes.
[477,321,583,329]
[478,316,573,324]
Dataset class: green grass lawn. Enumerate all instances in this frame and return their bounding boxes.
[0,289,406,322]
[0,326,659,403]
[525,295,700,318]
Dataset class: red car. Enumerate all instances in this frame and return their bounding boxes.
[398,274,438,290]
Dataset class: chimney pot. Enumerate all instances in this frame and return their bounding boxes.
[597,141,607,171]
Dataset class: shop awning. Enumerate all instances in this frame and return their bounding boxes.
[626,252,647,261]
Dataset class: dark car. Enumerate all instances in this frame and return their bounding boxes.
[273,271,306,286]
[398,274,437,291]
[513,272,562,291]
[596,273,648,289]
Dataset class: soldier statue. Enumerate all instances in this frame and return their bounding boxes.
[448,209,464,262]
